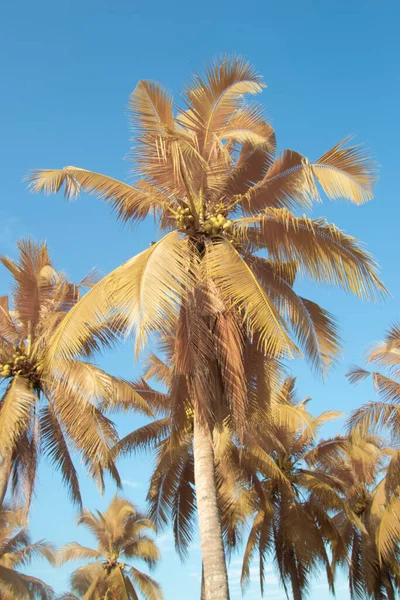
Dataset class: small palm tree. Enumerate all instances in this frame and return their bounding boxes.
[29,57,386,599]
[0,239,151,507]
[324,434,400,600]
[347,323,400,564]
[240,378,346,600]
[0,503,54,599]
[58,496,162,600]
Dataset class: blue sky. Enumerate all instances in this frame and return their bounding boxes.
[1,0,400,597]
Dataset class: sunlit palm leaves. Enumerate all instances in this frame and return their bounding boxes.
[27,56,385,380]
[58,496,162,600]
[347,323,400,569]
[323,435,400,599]
[0,503,55,599]
[26,56,387,599]
[0,240,151,508]
[240,379,343,599]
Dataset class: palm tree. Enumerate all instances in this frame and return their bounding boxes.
[239,378,346,600]
[323,434,400,599]
[0,239,151,508]
[347,325,400,575]
[115,366,251,566]
[28,57,386,599]
[0,503,54,599]
[116,353,343,600]
[57,495,162,600]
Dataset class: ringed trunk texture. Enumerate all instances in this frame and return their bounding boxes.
[193,414,230,600]
[0,453,12,506]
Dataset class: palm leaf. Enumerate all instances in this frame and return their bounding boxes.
[27,167,166,223]
[39,405,82,507]
[57,543,100,566]
[205,239,296,357]
[129,567,163,600]
[43,231,191,363]
[0,376,37,454]
[236,208,387,301]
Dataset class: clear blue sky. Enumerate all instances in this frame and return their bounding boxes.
[1,0,400,597]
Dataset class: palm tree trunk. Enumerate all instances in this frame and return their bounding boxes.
[193,414,230,600]
[0,453,12,505]
[289,559,302,600]
[201,563,206,600]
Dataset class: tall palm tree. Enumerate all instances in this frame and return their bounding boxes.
[28,57,386,599]
[0,239,151,508]
[239,378,346,600]
[322,434,400,600]
[57,496,162,600]
[116,352,341,599]
[0,503,54,599]
[114,350,255,563]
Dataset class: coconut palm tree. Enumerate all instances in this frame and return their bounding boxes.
[0,239,151,508]
[57,496,162,600]
[346,327,400,582]
[116,351,343,600]
[323,434,400,600]
[239,378,347,600]
[28,57,386,599]
[0,502,54,599]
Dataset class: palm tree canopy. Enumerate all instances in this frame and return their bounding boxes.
[0,239,152,508]
[58,495,163,600]
[0,503,55,599]
[322,434,400,600]
[239,378,345,598]
[347,323,400,569]
[27,57,386,383]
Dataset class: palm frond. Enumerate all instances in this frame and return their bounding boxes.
[43,232,191,363]
[57,543,100,566]
[39,405,82,507]
[205,239,296,357]
[236,208,387,301]
[129,567,163,600]
[0,376,37,454]
[27,167,166,223]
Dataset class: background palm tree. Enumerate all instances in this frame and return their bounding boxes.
[29,56,386,599]
[239,378,345,600]
[57,495,162,600]
[0,502,54,599]
[323,434,400,600]
[347,326,400,577]
[0,239,151,508]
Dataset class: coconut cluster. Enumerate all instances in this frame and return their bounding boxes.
[103,556,125,573]
[203,213,232,235]
[175,205,194,230]
[0,347,39,381]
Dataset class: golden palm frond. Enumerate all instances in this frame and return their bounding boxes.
[236,208,387,300]
[246,255,341,372]
[0,377,37,454]
[183,56,264,142]
[39,404,82,506]
[205,239,296,357]
[26,167,168,223]
[243,138,376,214]
[43,232,191,363]
[0,504,54,599]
